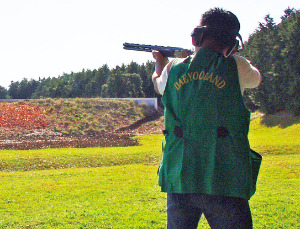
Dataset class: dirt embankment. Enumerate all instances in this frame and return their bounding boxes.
[0,99,164,150]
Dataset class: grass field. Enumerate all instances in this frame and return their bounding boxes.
[0,116,299,228]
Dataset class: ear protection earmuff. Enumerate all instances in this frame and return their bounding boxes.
[191,26,207,47]
[225,33,244,57]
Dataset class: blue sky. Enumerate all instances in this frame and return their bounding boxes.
[0,0,298,88]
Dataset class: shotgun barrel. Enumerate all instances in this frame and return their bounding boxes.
[123,42,193,58]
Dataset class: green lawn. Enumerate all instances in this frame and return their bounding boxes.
[0,135,162,172]
[249,117,300,155]
[0,165,166,228]
[0,118,299,228]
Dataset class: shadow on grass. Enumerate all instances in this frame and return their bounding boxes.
[116,109,163,132]
[260,112,300,128]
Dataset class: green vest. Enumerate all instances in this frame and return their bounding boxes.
[159,48,260,200]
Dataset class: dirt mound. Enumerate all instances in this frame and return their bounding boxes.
[0,99,164,150]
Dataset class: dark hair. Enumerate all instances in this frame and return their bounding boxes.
[200,8,240,48]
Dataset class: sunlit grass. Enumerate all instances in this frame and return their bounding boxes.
[250,153,299,228]
[0,115,299,228]
[0,135,162,172]
[0,165,166,228]
[0,153,298,228]
[249,117,300,155]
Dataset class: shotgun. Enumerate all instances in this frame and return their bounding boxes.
[123,42,193,58]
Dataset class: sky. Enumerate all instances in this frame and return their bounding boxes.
[0,0,299,89]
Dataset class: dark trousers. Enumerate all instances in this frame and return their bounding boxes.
[167,193,252,229]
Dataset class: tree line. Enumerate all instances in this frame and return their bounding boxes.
[241,8,299,115]
[0,8,299,115]
[0,62,156,100]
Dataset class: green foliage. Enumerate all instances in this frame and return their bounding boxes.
[6,62,156,100]
[8,78,39,99]
[242,8,300,115]
[0,85,8,99]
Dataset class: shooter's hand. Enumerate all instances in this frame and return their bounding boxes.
[152,50,168,75]
[152,50,168,64]
[152,51,168,94]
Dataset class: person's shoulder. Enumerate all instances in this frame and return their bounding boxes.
[232,54,262,89]
[232,55,251,66]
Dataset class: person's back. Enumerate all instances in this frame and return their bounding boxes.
[160,47,254,199]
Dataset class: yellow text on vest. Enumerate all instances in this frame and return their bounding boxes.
[174,71,226,90]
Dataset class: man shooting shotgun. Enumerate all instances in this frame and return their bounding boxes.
[152,8,261,229]
[124,8,262,228]
[123,42,194,58]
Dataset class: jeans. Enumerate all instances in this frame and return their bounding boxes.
[167,193,252,229]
